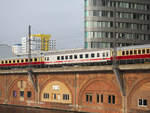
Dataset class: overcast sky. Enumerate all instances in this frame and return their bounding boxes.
[0,0,84,50]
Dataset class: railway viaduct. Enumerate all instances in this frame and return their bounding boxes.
[0,64,150,113]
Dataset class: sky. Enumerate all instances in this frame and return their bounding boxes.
[0,0,84,50]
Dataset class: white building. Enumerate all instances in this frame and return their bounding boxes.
[12,44,22,55]
[21,37,41,54]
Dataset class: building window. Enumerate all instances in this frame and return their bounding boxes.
[63,94,69,100]
[27,91,32,98]
[97,94,103,103]
[85,0,89,6]
[20,91,24,97]
[57,94,60,100]
[108,95,111,103]
[86,94,92,103]
[138,99,147,107]
[13,90,17,98]
[108,95,115,104]
[112,95,115,104]
[53,94,56,100]
[43,93,49,99]
[97,94,99,103]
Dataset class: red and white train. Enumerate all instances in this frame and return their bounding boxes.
[0,44,150,69]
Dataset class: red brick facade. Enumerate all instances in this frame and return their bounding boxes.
[0,71,150,113]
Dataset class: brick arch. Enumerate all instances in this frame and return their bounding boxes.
[8,76,25,91]
[79,77,121,105]
[8,76,35,104]
[8,76,33,92]
[40,77,73,103]
[128,77,150,105]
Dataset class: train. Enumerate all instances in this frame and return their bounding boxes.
[0,44,150,69]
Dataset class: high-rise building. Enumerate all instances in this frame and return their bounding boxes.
[84,0,150,48]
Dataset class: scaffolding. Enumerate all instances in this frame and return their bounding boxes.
[31,34,51,51]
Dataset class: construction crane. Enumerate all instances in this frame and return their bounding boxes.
[31,34,51,51]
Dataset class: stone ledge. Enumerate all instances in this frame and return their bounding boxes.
[0,64,150,74]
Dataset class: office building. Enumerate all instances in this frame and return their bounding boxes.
[84,0,150,48]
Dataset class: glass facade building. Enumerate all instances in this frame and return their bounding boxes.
[84,0,150,48]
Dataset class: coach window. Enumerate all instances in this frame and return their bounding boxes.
[122,51,125,55]
[97,53,100,57]
[85,54,89,58]
[142,49,145,54]
[13,60,15,63]
[57,56,60,60]
[106,52,109,57]
[130,50,133,55]
[134,50,137,55]
[5,60,7,64]
[102,53,105,57]
[47,57,49,61]
[69,55,73,59]
[1,61,4,64]
[61,56,64,60]
[34,58,37,62]
[65,56,68,60]
[21,59,24,63]
[26,59,28,62]
[80,54,83,58]
[147,49,150,54]
[74,55,78,59]
[138,50,141,54]
[9,60,11,63]
[126,51,129,55]
[91,53,95,58]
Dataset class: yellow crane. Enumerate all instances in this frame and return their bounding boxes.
[31,34,51,51]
